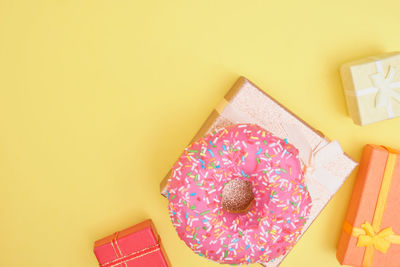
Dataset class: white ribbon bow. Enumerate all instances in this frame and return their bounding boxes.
[282,124,344,194]
[370,65,400,114]
[346,62,400,118]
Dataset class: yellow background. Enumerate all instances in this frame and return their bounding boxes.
[1,1,399,266]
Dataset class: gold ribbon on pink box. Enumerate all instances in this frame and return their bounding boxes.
[99,232,162,267]
[94,219,170,267]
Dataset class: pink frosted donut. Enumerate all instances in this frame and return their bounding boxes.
[167,124,312,264]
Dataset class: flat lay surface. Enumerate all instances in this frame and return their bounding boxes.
[1,1,400,266]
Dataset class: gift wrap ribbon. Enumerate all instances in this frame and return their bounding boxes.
[282,124,344,194]
[345,61,400,118]
[343,148,400,267]
[100,232,161,267]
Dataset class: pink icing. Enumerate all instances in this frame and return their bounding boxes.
[167,124,312,264]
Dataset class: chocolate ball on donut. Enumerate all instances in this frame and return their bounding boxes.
[221,178,254,213]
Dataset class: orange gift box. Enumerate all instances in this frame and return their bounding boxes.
[337,145,400,267]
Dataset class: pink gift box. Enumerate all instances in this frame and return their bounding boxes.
[94,219,171,267]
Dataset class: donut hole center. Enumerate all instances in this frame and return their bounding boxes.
[221,178,254,213]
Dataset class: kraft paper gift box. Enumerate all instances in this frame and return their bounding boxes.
[337,145,400,267]
[341,52,400,126]
[160,77,357,266]
[94,219,171,267]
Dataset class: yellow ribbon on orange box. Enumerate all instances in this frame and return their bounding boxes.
[343,148,400,267]
[343,221,400,253]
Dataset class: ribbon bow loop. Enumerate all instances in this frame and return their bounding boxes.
[356,222,394,253]
[369,65,400,112]
[281,124,344,195]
